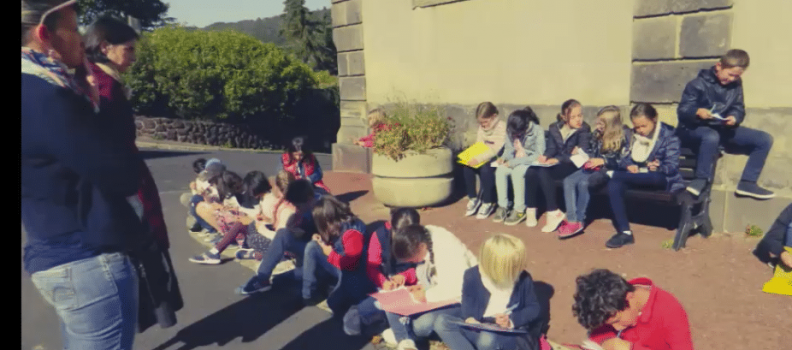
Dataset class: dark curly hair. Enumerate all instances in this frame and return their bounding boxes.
[572,269,636,330]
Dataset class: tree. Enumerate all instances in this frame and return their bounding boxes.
[76,0,173,30]
[279,0,336,74]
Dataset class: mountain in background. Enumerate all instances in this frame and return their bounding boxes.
[188,8,330,47]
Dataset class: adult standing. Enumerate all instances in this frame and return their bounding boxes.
[84,16,184,333]
[22,1,142,349]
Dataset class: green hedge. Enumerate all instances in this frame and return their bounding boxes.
[126,26,320,120]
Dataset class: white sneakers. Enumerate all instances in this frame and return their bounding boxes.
[397,339,418,350]
[525,208,538,227]
[542,210,566,233]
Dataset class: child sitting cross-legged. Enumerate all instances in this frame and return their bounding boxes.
[435,234,542,350]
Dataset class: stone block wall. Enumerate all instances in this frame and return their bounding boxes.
[331,0,372,173]
[135,116,274,149]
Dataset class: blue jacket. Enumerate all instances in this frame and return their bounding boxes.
[545,120,593,163]
[619,122,683,192]
[501,123,545,167]
[461,267,541,349]
[22,74,143,274]
[677,67,746,128]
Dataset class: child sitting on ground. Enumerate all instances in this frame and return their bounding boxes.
[188,159,224,233]
[556,106,632,239]
[676,49,774,200]
[493,108,545,226]
[279,136,331,195]
[572,269,694,350]
[464,102,506,219]
[435,233,542,350]
[355,108,388,148]
[754,203,792,269]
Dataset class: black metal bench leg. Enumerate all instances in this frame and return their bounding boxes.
[673,196,694,251]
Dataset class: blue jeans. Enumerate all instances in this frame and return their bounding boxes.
[608,171,667,232]
[785,222,792,247]
[676,125,773,182]
[30,252,139,350]
[563,170,608,223]
[302,241,341,301]
[386,305,461,343]
[190,194,216,233]
[255,228,308,280]
[496,165,530,211]
[435,314,521,350]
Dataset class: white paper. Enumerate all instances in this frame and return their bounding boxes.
[490,161,500,168]
[571,152,590,168]
[581,340,605,350]
[531,161,557,167]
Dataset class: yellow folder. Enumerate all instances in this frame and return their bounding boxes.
[762,247,792,296]
[457,142,491,169]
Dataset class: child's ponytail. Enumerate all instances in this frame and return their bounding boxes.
[390,208,421,233]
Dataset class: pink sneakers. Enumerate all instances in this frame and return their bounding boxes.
[557,221,584,239]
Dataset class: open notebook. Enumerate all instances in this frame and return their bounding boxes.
[457,142,491,169]
[370,287,459,316]
[762,246,792,296]
[449,320,528,334]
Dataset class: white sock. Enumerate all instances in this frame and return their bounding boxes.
[209,248,220,255]
[623,231,633,236]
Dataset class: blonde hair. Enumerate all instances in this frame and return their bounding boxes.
[275,170,295,196]
[367,107,387,127]
[597,106,625,153]
[475,102,498,120]
[479,234,526,287]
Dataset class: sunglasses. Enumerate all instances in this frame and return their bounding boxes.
[38,0,76,26]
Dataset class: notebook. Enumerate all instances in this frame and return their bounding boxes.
[571,152,590,168]
[762,246,792,296]
[369,287,460,316]
[457,142,491,169]
[450,321,528,334]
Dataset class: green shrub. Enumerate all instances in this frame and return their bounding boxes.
[373,99,453,161]
[125,25,318,120]
[745,224,763,237]
[661,239,674,249]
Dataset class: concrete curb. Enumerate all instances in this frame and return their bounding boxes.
[135,139,331,156]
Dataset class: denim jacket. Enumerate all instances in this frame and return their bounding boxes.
[500,123,546,168]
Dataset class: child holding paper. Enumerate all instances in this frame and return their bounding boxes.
[493,108,545,226]
[463,102,506,219]
[755,203,792,268]
[436,233,542,350]
[384,224,479,350]
[556,106,632,238]
[525,99,592,232]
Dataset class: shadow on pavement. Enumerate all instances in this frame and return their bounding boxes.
[278,317,374,350]
[336,190,369,204]
[533,281,555,337]
[139,150,208,160]
[151,289,303,350]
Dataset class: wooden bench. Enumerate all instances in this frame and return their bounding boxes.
[550,147,719,250]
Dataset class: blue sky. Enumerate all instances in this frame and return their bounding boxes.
[166,0,331,27]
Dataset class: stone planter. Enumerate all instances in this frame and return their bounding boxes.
[372,147,454,208]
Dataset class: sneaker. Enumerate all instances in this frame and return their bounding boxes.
[541,211,566,233]
[343,306,362,336]
[235,248,256,260]
[504,210,526,226]
[236,277,272,295]
[465,198,481,217]
[189,252,221,265]
[203,233,220,242]
[735,181,776,200]
[605,232,635,249]
[381,329,397,345]
[492,207,509,223]
[397,339,418,350]
[558,221,584,239]
[686,179,707,197]
[525,208,538,227]
[476,203,496,219]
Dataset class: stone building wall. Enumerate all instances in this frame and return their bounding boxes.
[135,116,274,150]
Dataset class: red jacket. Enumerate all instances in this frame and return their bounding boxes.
[357,123,397,148]
[281,153,331,194]
[365,222,417,288]
[89,62,170,249]
[589,278,694,350]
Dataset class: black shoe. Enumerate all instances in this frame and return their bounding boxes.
[606,232,635,249]
[686,179,707,197]
[735,181,775,200]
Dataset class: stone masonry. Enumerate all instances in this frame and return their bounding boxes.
[135,116,273,150]
[331,0,372,174]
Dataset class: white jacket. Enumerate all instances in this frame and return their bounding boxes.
[419,225,479,303]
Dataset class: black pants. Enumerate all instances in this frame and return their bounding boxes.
[463,163,496,203]
[525,161,578,212]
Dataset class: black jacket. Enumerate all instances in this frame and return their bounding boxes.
[545,121,592,163]
[132,234,184,333]
[461,267,541,350]
[677,67,746,129]
[754,204,792,264]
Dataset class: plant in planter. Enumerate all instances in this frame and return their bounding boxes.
[371,100,455,208]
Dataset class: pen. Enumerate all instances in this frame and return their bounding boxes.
[503,303,519,316]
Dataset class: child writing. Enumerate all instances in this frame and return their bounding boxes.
[464,102,506,219]
[193,170,246,243]
[436,234,542,350]
[557,106,632,239]
[188,158,224,233]
[189,171,272,265]
[493,108,545,226]
[306,195,372,313]
[279,136,331,195]
[526,99,592,232]
[572,269,694,350]
[343,208,422,337]
[354,108,388,148]
[606,103,682,249]
[754,203,792,269]
[236,179,317,296]
[676,49,774,200]
[383,224,479,350]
